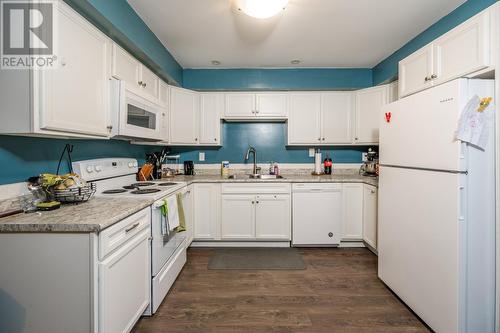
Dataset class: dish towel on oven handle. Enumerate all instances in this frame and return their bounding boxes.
[175,192,186,232]
[160,201,170,237]
[455,95,494,150]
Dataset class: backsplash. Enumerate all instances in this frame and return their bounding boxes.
[170,123,371,165]
[0,135,156,185]
[0,123,371,185]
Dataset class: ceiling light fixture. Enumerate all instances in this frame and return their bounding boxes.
[234,0,289,19]
[290,59,301,65]
[211,60,221,65]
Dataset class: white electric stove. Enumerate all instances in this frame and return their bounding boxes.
[73,158,188,315]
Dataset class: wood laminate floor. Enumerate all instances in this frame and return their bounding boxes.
[132,248,431,333]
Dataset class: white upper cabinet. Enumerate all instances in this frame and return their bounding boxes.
[199,93,223,145]
[399,10,492,98]
[433,11,490,85]
[169,86,199,144]
[399,45,434,97]
[158,80,169,106]
[255,93,288,118]
[38,2,111,137]
[112,44,160,102]
[354,85,388,144]
[112,44,140,91]
[321,92,354,144]
[287,93,322,144]
[224,93,255,118]
[224,93,287,119]
[139,65,160,100]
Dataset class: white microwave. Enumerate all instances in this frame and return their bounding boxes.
[110,79,165,141]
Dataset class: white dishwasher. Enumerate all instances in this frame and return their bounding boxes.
[292,183,342,246]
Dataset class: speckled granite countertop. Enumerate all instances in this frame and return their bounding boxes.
[0,197,153,233]
[177,172,378,187]
[0,170,376,233]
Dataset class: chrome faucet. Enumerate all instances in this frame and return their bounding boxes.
[245,146,258,175]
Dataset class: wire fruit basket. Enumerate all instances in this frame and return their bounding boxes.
[50,183,96,204]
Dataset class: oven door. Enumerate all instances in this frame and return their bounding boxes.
[151,198,186,277]
[113,80,164,141]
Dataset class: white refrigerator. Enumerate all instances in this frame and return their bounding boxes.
[378,79,496,333]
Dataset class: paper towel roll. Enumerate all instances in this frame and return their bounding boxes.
[314,151,322,174]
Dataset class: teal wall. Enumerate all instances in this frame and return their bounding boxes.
[372,0,498,84]
[170,123,369,165]
[183,68,373,91]
[0,136,156,185]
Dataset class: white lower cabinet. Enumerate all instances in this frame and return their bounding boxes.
[221,195,256,239]
[342,183,364,241]
[182,185,195,245]
[193,184,221,240]
[219,184,291,241]
[362,184,378,250]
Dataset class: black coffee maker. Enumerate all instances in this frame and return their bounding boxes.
[184,161,195,175]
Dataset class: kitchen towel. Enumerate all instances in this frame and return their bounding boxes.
[166,195,180,231]
[456,95,494,149]
[175,192,186,232]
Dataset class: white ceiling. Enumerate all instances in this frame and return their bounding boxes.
[128,0,465,69]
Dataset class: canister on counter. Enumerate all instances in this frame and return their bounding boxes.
[221,161,230,178]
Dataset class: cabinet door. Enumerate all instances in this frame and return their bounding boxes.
[321,92,354,144]
[255,195,291,240]
[433,12,490,85]
[200,93,223,145]
[221,195,255,239]
[362,185,378,250]
[39,4,110,137]
[255,93,288,118]
[182,186,194,246]
[139,65,160,100]
[158,80,169,106]
[355,86,387,144]
[224,93,255,118]
[99,229,151,333]
[112,44,141,91]
[288,93,322,144]
[342,183,363,240]
[169,87,199,144]
[398,45,434,98]
[193,184,220,240]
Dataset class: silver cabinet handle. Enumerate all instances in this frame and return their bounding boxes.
[255,110,259,113]
[355,137,359,140]
[125,222,140,233]
[322,138,325,141]
[256,201,259,204]
[214,138,217,141]
[138,81,143,86]
[106,125,113,130]
[318,138,321,141]
[431,74,437,79]
[252,201,255,204]
[371,189,376,194]
[424,76,431,82]
[142,83,147,87]
[195,138,198,141]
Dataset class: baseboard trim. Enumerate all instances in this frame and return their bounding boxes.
[190,241,291,247]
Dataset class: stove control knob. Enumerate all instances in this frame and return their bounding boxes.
[133,162,138,167]
[128,162,134,168]
[95,165,102,172]
[86,166,93,173]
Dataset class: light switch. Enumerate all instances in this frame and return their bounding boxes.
[199,152,205,161]
[309,148,315,157]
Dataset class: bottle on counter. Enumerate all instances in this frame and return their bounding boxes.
[221,161,230,178]
[273,162,280,176]
[324,155,333,175]
[269,161,275,175]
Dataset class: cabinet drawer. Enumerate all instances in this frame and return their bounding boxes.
[292,183,342,191]
[221,183,291,194]
[99,207,151,259]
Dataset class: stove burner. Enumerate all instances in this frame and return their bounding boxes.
[123,185,138,190]
[131,182,155,187]
[131,188,162,195]
[158,182,178,186]
[102,189,128,194]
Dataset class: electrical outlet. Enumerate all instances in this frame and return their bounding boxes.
[199,152,205,161]
[309,148,315,157]
[362,152,368,162]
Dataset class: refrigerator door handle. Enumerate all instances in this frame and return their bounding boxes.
[380,164,468,175]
